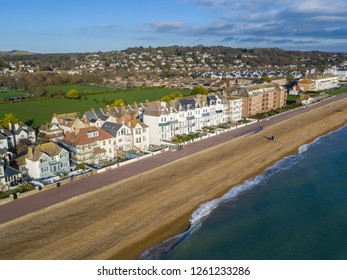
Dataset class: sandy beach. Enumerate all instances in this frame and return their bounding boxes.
[0,98,347,260]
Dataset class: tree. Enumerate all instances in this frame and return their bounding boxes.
[161,95,171,102]
[111,99,127,107]
[260,75,272,83]
[66,89,80,99]
[286,74,295,85]
[0,113,19,130]
[191,85,208,95]
[169,91,183,99]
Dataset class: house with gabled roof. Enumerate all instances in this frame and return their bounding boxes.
[101,122,132,152]
[61,126,114,165]
[51,113,88,134]
[0,157,22,189]
[0,128,15,149]
[12,123,36,145]
[81,108,116,128]
[38,123,64,143]
[15,142,70,180]
[127,120,149,150]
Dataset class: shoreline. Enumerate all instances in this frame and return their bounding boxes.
[0,99,347,259]
[138,123,347,260]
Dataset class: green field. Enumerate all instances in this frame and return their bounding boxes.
[0,88,31,98]
[46,84,111,95]
[0,86,190,127]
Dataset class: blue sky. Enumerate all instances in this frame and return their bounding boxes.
[1,0,347,53]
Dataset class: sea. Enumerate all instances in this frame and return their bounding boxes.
[141,124,347,260]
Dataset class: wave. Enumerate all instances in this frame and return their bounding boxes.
[140,125,347,260]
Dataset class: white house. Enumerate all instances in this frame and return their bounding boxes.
[15,142,70,180]
[0,158,22,189]
[0,128,15,149]
[127,120,150,151]
[12,123,36,145]
[101,122,133,153]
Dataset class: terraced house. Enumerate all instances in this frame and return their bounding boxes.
[143,93,231,145]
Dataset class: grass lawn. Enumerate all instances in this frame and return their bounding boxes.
[326,87,347,96]
[286,95,300,103]
[0,86,190,127]
[0,88,31,98]
[46,84,110,95]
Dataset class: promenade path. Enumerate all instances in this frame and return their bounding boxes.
[1,92,346,224]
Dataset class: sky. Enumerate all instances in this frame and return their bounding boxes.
[1,0,347,53]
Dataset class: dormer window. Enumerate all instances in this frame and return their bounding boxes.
[87,131,99,138]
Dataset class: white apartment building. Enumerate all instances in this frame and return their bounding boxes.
[324,66,347,81]
[143,94,235,145]
[228,97,243,122]
[310,76,339,91]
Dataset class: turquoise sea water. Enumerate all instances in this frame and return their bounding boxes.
[141,125,347,260]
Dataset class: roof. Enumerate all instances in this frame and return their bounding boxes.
[0,128,13,137]
[178,98,197,110]
[232,83,281,97]
[63,126,114,146]
[144,101,168,117]
[4,165,21,177]
[127,120,148,129]
[101,122,123,137]
[39,123,62,133]
[26,142,66,162]
[84,111,98,122]
[94,109,109,121]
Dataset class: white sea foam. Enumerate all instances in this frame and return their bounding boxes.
[140,125,347,259]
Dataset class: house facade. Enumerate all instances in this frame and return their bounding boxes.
[0,158,22,189]
[101,122,133,153]
[61,127,114,165]
[0,128,15,150]
[298,76,339,91]
[16,142,70,180]
[143,93,230,145]
[12,123,36,145]
[38,123,64,143]
[51,113,88,134]
[228,97,243,122]
[127,120,150,151]
[230,83,287,118]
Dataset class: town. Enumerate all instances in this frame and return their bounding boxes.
[1,46,347,201]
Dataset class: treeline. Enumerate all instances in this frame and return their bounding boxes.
[0,72,104,95]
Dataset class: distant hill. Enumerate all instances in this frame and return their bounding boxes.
[0,50,33,56]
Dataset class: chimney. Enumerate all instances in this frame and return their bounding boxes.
[27,146,34,159]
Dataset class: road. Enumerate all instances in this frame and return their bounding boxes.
[0,93,346,224]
